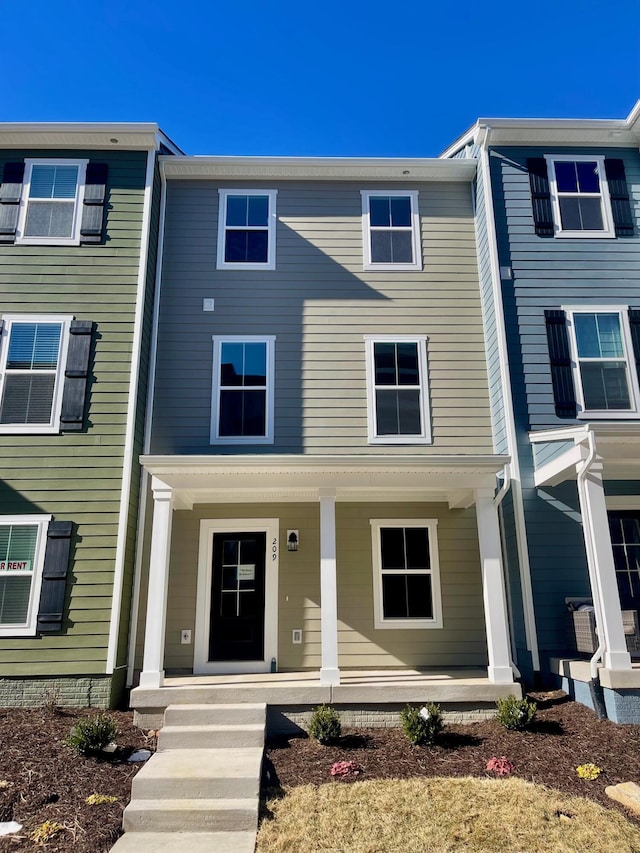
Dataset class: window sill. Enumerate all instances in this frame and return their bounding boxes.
[216,261,276,271]
[374,617,443,630]
[368,436,432,445]
[0,425,60,434]
[553,231,616,240]
[577,412,640,420]
[363,262,422,271]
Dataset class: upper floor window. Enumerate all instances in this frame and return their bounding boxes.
[0,316,72,433]
[361,191,421,270]
[364,336,431,444]
[544,155,615,238]
[17,160,88,245]
[210,336,275,444]
[370,519,442,629]
[217,190,277,270]
[566,308,640,417]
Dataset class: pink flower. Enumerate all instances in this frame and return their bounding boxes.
[486,756,514,776]
[330,760,361,779]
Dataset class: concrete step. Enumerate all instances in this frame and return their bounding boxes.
[123,797,258,833]
[157,723,264,750]
[164,702,266,727]
[131,747,263,800]
[110,830,257,853]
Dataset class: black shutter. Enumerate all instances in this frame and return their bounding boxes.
[60,320,94,431]
[80,163,108,243]
[0,162,25,243]
[629,310,640,381]
[37,521,72,633]
[604,159,634,237]
[545,310,577,418]
[527,158,555,237]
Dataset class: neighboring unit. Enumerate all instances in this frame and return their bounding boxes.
[0,123,179,707]
[443,102,640,721]
[128,153,521,721]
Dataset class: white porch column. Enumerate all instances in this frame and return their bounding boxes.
[319,488,340,685]
[475,489,514,684]
[139,477,174,689]
[576,461,631,671]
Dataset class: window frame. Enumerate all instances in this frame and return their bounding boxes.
[0,514,51,637]
[563,305,640,419]
[216,189,278,270]
[364,335,431,444]
[210,335,276,445]
[370,519,442,630]
[0,314,72,434]
[545,155,615,239]
[360,190,422,271]
[16,159,88,246]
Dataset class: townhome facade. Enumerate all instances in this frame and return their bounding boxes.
[0,124,178,707]
[128,154,522,722]
[443,104,640,722]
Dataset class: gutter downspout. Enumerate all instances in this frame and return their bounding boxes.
[576,428,607,718]
[494,465,521,680]
[126,159,168,687]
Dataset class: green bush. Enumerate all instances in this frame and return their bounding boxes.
[495,695,537,731]
[308,704,341,745]
[66,713,119,756]
[400,703,443,746]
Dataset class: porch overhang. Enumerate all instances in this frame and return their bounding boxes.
[140,453,510,509]
[530,424,640,487]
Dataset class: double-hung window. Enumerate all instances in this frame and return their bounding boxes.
[565,307,639,416]
[0,515,50,637]
[17,159,88,245]
[217,190,277,269]
[370,520,442,629]
[361,191,421,270]
[0,316,71,433]
[365,336,431,443]
[211,336,275,444]
[545,155,615,238]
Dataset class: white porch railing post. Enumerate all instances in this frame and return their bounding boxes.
[576,462,631,671]
[319,488,340,685]
[475,489,514,684]
[139,477,174,689]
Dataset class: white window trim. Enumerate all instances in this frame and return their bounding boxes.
[364,334,431,444]
[0,314,73,434]
[210,335,275,444]
[361,190,422,271]
[545,154,615,239]
[16,159,88,246]
[370,519,442,630]
[216,189,278,270]
[0,514,51,638]
[563,305,640,419]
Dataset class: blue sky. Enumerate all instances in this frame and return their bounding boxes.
[4,0,639,156]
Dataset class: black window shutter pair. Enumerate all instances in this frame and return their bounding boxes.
[0,162,108,243]
[527,158,634,237]
[545,309,640,418]
[37,521,73,633]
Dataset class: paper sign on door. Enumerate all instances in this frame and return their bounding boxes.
[238,565,255,581]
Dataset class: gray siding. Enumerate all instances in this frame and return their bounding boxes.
[151,179,493,456]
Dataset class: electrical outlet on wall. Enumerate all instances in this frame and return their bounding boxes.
[181,629,192,644]
[292,629,302,644]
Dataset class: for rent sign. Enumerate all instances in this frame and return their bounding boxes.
[0,560,31,572]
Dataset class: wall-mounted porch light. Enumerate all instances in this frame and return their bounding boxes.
[287,530,299,552]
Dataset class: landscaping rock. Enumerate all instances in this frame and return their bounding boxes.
[606,782,640,815]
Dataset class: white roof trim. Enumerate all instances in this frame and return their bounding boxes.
[0,123,182,153]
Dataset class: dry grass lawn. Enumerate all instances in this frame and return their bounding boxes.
[257,777,640,853]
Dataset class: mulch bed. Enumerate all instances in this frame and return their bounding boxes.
[263,692,640,824]
[0,707,149,852]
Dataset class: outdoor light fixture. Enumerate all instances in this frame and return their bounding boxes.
[287,530,299,551]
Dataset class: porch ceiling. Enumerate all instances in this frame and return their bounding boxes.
[141,453,509,509]
[531,424,640,487]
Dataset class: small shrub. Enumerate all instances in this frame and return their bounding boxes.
[576,762,602,780]
[85,793,118,805]
[400,703,443,746]
[30,821,64,843]
[41,684,62,714]
[495,695,537,731]
[486,756,515,776]
[308,704,341,744]
[65,713,119,756]
[330,760,361,779]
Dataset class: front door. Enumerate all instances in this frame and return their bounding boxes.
[608,511,640,610]
[209,532,266,661]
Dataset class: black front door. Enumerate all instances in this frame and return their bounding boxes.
[608,511,640,610]
[209,532,266,661]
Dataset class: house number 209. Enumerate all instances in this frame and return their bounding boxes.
[272,539,278,561]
